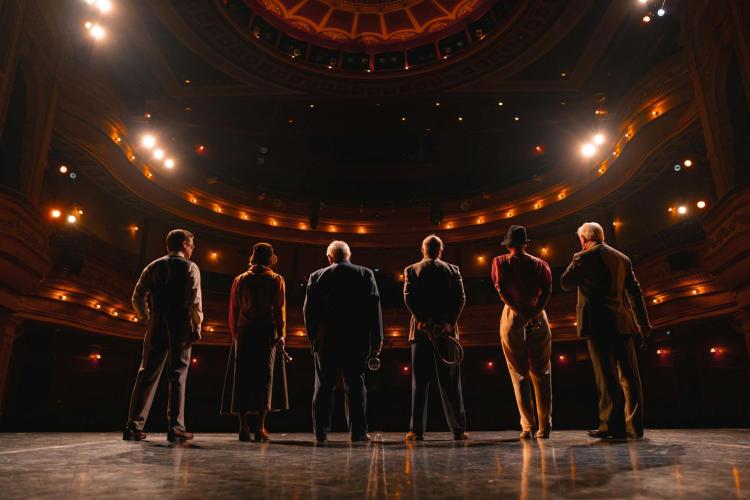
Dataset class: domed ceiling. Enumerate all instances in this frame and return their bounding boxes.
[247,0,491,47]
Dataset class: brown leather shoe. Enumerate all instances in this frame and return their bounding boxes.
[255,428,270,442]
[404,432,424,441]
[122,428,147,441]
[167,429,194,443]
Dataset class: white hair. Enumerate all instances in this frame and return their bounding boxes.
[326,240,351,262]
[577,222,605,243]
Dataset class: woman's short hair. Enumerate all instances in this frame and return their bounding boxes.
[422,234,444,258]
[326,240,351,262]
[576,222,605,243]
[166,229,194,252]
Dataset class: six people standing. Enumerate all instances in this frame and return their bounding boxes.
[125,223,652,442]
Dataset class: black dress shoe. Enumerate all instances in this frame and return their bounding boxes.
[588,430,626,440]
[167,429,194,443]
[351,434,371,442]
[122,428,147,441]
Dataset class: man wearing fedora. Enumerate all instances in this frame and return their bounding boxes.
[491,225,553,439]
[304,240,383,443]
[561,222,651,440]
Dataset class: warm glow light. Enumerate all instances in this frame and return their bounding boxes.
[642,15,651,23]
[51,209,62,219]
[90,23,105,39]
[357,227,366,234]
[85,21,93,29]
[534,202,541,209]
[697,200,706,209]
[514,116,520,121]
[677,206,687,215]
[210,251,218,260]
[535,145,543,154]
[190,197,197,204]
[241,214,249,220]
[142,135,156,149]
[458,117,463,122]
[710,347,721,354]
[487,361,494,368]
[153,149,165,160]
[581,143,597,157]
[270,219,278,226]
[329,225,338,233]
[402,365,410,373]
[208,326,214,332]
[164,158,175,169]
[67,214,77,224]
[656,348,665,355]
[558,354,567,362]
[130,225,139,232]
[94,303,101,309]
[683,159,693,167]
[593,133,605,145]
[653,298,660,304]
[89,353,102,361]
[111,310,118,316]
[506,211,513,218]
[476,217,484,224]
[299,223,307,230]
[131,316,138,322]
[476,256,486,264]
[497,101,503,106]
[95,0,112,13]
[214,206,223,213]
[446,222,454,229]
[196,145,206,154]
[541,247,549,255]
[692,289,699,295]
[59,294,67,300]
[59,165,68,174]
[191,357,198,364]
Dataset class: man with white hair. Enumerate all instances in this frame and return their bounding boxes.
[561,222,652,440]
[303,240,383,443]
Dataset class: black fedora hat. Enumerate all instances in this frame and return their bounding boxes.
[502,225,531,247]
[249,242,278,266]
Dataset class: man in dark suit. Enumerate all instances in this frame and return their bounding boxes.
[304,240,383,443]
[403,235,468,441]
[560,222,652,439]
[124,229,203,443]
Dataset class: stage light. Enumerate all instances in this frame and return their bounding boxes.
[299,222,307,230]
[677,205,687,215]
[208,326,214,332]
[581,143,597,157]
[697,200,706,209]
[95,303,101,309]
[398,273,405,281]
[541,247,549,255]
[142,135,156,149]
[692,289,699,295]
[357,227,366,234]
[656,348,666,355]
[435,102,440,106]
[130,225,139,232]
[67,214,77,223]
[87,23,105,39]
[89,353,102,361]
[214,206,223,213]
[638,0,647,3]
[111,310,118,316]
[613,220,621,227]
[241,213,249,220]
[653,297,660,304]
[51,209,62,219]
[558,354,567,362]
[476,255,486,264]
[402,365,410,374]
[534,202,541,209]
[476,217,484,224]
[506,210,513,218]
[329,225,338,233]
[535,145,543,154]
[514,116,520,121]
[270,219,278,226]
[657,8,665,16]
[309,104,315,109]
[558,192,565,199]
[710,347,722,354]
[131,316,138,322]
[164,158,175,169]
[674,164,682,172]
[445,222,454,229]
[593,133,605,145]
[59,165,68,174]
[196,145,206,154]
[184,79,191,85]
[401,117,406,122]
[458,117,463,122]
[497,101,503,106]
[144,113,152,119]
[59,294,67,300]
[486,361,494,368]
[683,159,692,167]
[642,15,651,23]
[153,149,165,160]
[191,357,198,365]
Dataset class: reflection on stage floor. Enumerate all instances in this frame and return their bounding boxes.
[0,430,747,498]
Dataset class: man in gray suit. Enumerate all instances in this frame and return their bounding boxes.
[560,222,652,439]
[304,240,383,443]
[403,235,467,441]
[124,229,203,443]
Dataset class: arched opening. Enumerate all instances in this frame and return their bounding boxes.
[0,66,27,191]
[726,52,750,186]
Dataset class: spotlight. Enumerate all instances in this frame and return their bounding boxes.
[677,205,687,215]
[593,133,605,145]
[476,255,486,264]
[191,357,198,365]
[486,361,494,368]
[164,158,175,169]
[657,8,665,16]
[141,135,156,149]
[153,149,165,160]
[59,165,68,174]
[514,116,520,121]
[697,200,706,209]
[638,0,647,3]
[66,214,77,223]
[401,365,410,373]
[642,15,651,23]
[51,209,62,219]
[581,143,597,157]
[683,159,693,167]
[87,23,106,39]
[196,145,206,154]
[95,0,112,13]
[497,101,504,106]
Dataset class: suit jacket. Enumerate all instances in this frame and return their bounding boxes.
[560,242,650,338]
[303,260,383,355]
[403,258,466,343]
[132,253,203,341]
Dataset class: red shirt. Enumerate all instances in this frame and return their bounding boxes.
[491,252,552,311]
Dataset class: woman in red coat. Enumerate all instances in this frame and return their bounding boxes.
[222,243,288,442]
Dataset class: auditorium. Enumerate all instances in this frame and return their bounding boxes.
[0,0,748,498]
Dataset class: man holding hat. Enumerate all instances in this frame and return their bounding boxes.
[491,225,553,439]
[222,242,288,442]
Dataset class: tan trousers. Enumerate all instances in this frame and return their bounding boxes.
[500,306,552,433]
